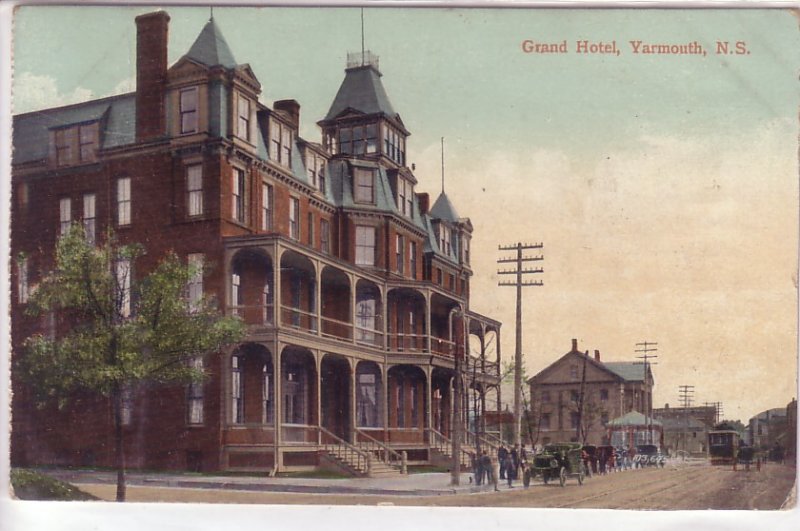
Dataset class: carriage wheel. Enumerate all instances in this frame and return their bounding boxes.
[559,467,566,487]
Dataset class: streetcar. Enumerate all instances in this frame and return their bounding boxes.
[707,429,740,465]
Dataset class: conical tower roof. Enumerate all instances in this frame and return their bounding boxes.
[429,191,460,222]
[184,18,237,69]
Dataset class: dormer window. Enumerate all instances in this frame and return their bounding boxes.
[438,224,452,256]
[306,151,326,193]
[54,128,74,166]
[354,168,375,204]
[269,119,293,168]
[179,87,199,134]
[79,123,99,163]
[237,94,251,142]
[338,124,378,155]
[462,236,470,264]
[397,178,413,217]
[382,123,405,165]
[51,122,100,167]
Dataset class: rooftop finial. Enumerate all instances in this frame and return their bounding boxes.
[441,137,445,193]
[209,6,214,22]
[360,8,365,66]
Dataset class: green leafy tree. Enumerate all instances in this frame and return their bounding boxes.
[20,226,245,501]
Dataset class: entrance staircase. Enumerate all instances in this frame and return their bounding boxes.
[319,427,404,478]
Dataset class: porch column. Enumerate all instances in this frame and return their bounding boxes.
[273,244,282,327]
[425,365,433,435]
[381,287,388,350]
[350,359,357,443]
[350,273,357,344]
[223,248,234,316]
[314,261,322,336]
[424,290,432,352]
[274,342,283,472]
[383,364,390,441]
[316,351,322,441]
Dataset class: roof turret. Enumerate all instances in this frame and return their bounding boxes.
[184,18,237,69]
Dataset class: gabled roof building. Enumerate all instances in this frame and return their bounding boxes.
[527,339,655,446]
[10,11,501,475]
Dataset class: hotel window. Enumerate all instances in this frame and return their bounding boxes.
[410,383,419,427]
[307,212,314,245]
[262,364,273,424]
[448,273,455,291]
[355,226,376,266]
[395,376,405,427]
[187,253,204,311]
[187,165,203,217]
[396,234,405,275]
[54,127,74,166]
[436,268,443,285]
[570,364,578,380]
[438,224,452,255]
[115,258,132,318]
[356,291,377,344]
[269,119,293,167]
[541,413,551,430]
[338,124,378,155]
[117,177,131,226]
[231,270,241,314]
[382,123,405,165]
[231,356,243,423]
[17,256,28,304]
[83,193,96,244]
[187,357,204,425]
[320,219,330,254]
[232,168,245,223]
[353,168,375,204]
[570,390,580,403]
[357,370,381,428]
[306,152,326,192]
[397,178,413,217]
[79,123,99,163]
[261,182,273,231]
[462,237,470,264]
[59,197,71,235]
[237,94,251,142]
[541,390,551,403]
[289,197,300,240]
[409,241,417,278]
[570,412,580,430]
[600,389,609,402]
[180,87,199,134]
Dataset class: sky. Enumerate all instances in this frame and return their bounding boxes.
[10,5,800,424]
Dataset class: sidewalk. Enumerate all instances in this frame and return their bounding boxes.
[42,469,504,497]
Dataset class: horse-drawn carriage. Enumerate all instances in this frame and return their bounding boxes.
[523,443,586,487]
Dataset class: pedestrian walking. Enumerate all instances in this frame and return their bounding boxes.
[491,453,500,491]
[480,450,492,485]
[510,445,520,480]
[471,451,481,485]
[497,444,508,480]
[505,453,516,487]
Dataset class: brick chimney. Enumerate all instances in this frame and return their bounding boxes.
[135,11,170,142]
[417,193,430,215]
[274,100,300,130]
[594,349,600,362]
[571,338,578,352]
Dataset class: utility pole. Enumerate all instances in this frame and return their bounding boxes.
[635,341,658,444]
[451,308,465,486]
[498,242,543,447]
[679,385,695,453]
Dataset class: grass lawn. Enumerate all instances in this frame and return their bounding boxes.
[10,469,99,501]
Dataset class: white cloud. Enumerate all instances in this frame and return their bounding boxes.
[13,71,93,114]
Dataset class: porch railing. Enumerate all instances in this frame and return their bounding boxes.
[387,333,426,352]
[355,428,406,473]
[280,305,318,333]
[354,325,384,348]
[318,426,371,475]
[465,429,501,453]
[230,304,275,326]
[430,337,455,356]
[320,314,353,341]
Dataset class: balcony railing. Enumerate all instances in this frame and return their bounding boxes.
[230,304,274,326]
[430,337,455,356]
[280,305,318,332]
[387,333,425,352]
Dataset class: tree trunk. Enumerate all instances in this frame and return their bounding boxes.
[112,386,127,502]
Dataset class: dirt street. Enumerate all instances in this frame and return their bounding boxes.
[78,462,795,509]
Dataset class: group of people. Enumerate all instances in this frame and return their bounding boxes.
[470,444,535,490]
[582,446,636,475]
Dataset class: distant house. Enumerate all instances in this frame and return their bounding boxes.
[653,404,717,456]
[527,339,654,446]
[606,410,663,448]
[748,407,789,451]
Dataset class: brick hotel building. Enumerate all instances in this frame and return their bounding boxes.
[10,11,502,475]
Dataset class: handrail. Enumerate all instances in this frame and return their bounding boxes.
[356,428,406,473]
[318,426,371,475]
[427,427,471,466]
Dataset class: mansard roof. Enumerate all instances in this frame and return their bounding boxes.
[323,64,398,122]
[184,18,237,69]
[13,93,136,165]
[429,191,460,222]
